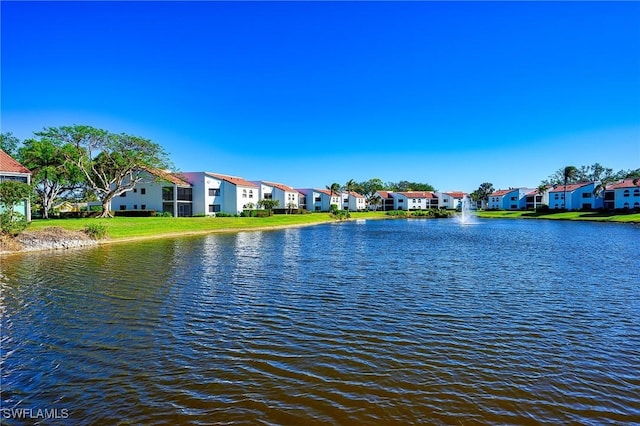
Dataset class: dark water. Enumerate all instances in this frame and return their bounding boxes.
[1,219,639,425]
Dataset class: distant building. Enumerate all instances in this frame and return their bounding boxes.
[488,188,533,210]
[114,168,193,216]
[393,191,439,210]
[252,181,300,211]
[182,172,258,215]
[548,182,601,210]
[604,179,640,210]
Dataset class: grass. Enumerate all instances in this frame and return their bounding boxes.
[476,210,640,223]
[26,211,390,240]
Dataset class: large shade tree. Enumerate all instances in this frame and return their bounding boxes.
[18,137,84,219]
[36,125,171,218]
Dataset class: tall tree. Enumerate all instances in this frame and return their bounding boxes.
[343,179,357,212]
[0,132,21,157]
[18,137,84,219]
[326,182,341,210]
[36,125,170,218]
[562,166,578,209]
[475,182,494,209]
[357,178,385,206]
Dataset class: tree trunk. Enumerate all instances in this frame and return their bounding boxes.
[98,198,113,218]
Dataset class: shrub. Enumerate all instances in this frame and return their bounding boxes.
[215,212,236,217]
[83,223,108,240]
[113,210,157,217]
[0,211,28,236]
[535,204,550,213]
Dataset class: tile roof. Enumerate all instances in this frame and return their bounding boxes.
[206,172,258,188]
[143,168,191,186]
[398,191,437,198]
[489,189,516,197]
[444,191,466,198]
[548,182,592,193]
[376,191,393,199]
[262,181,297,193]
[316,189,338,197]
[343,190,364,198]
[0,149,30,174]
[606,178,640,190]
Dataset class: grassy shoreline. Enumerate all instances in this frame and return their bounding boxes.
[3,209,638,255]
[24,211,390,241]
[475,210,640,223]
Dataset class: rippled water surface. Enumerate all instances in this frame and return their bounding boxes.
[1,219,639,424]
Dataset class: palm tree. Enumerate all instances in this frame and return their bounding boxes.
[563,166,578,210]
[343,179,356,212]
[326,182,341,212]
[536,184,548,210]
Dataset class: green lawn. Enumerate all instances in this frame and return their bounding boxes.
[476,210,640,223]
[27,211,390,240]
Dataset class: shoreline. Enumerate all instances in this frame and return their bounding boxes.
[3,211,638,256]
[0,218,346,256]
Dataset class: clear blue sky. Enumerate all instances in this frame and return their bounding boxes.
[2,1,639,192]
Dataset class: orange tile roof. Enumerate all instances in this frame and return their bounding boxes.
[606,179,640,190]
[399,191,437,198]
[489,189,515,197]
[444,191,466,198]
[143,168,191,186]
[0,149,30,174]
[262,181,296,193]
[316,189,338,197]
[376,191,393,199]
[548,182,591,193]
[206,173,258,188]
[343,190,364,198]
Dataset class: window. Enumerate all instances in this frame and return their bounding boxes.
[177,187,192,201]
[315,197,321,202]
[634,189,640,197]
[209,204,221,212]
[243,189,247,198]
[510,196,517,201]
[582,193,592,198]
[624,190,630,197]
[133,188,137,193]
[249,190,254,199]
[120,192,126,197]
[209,188,220,196]
[554,194,559,199]
[141,188,146,195]
[134,205,138,209]
[141,204,146,210]
[120,205,126,210]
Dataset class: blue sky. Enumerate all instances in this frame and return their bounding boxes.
[2,1,639,192]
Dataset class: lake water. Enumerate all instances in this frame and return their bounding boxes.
[1,218,639,425]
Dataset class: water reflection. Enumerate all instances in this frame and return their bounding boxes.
[1,219,639,424]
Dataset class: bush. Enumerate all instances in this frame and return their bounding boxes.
[113,210,157,217]
[59,211,100,219]
[214,212,236,217]
[83,223,108,240]
[535,204,550,213]
[0,211,28,236]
